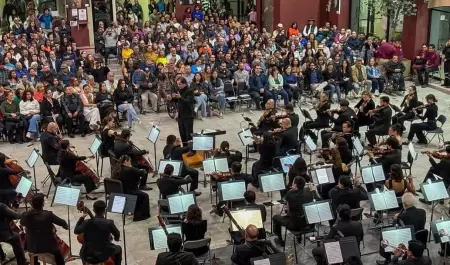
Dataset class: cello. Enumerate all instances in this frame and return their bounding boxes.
[69,149,101,185]
[5,155,34,204]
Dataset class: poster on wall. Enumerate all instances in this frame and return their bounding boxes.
[78,8,87,21]
[327,0,340,14]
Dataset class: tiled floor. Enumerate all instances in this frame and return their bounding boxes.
[1,81,450,265]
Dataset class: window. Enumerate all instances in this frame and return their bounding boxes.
[429,7,450,51]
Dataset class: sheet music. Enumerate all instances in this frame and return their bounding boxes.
[280,155,300,173]
[54,186,80,206]
[310,170,318,185]
[215,158,229,172]
[27,150,39,168]
[181,193,196,212]
[361,167,374,183]
[193,136,213,150]
[324,241,344,264]
[408,142,417,160]
[15,177,32,197]
[152,226,182,249]
[423,182,449,201]
[304,204,321,224]
[158,160,182,176]
[147,127,160,143]
[371,192,387,211]
[89,137,102,154]
[316,168,329,184]
[260,173,285,192]
[239,129,253,146]
[325,167,334,183]
[111,196,126,213]
[372,164,385,182]
[220,182,246,201]
[317,202,333,222]
[231,209,263,231]
[304,135,316,151]
[352,137,364,156]
[383,190,400,209]
[436,221,450,243]
[253,259,270,265]
[382,228,412,252]
[202,159,216,175]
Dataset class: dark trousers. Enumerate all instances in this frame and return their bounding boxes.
[389,74,405,90]
[285,85,300,101]
[392,112,414,128]
[5,120,24,142]
[407,122,436,143]
[182,166,199,191]
[320,131,334,148]
[418,67,438,85]
[250,90,272,109]
[444,59,450,86]
[365,125,389,146]
[112,244,122,265]
[368,77,385,93]
[300,120,329,143]
[132,162,150,187]
[0,233,26,265]
[71,174,97,193]
[132,190,150,221]
[0,188,18,205]
[272,215,303,241]
[64,113,85,135]
[178,118,194,146]
[104,47,117,65]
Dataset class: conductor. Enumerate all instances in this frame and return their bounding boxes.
[172,77,194,146]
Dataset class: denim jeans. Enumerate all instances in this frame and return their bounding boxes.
[326,84,341,103]
[271,89,289,106]
[209,91,226,110]
[27,114,41,137]
[194,93,208,117]
[368,77,384,93]
[118,103,140,127]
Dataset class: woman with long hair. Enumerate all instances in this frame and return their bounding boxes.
[384,164,415,198]
[338,59,357,98]
[191,73,209,120]
[392,85,419,129]
[95,82,115,121]
[41,89,63,127]
[19,89,41,140]
[287,157,310,188]
[268,67,288,106]
[112,155,150,221]
[209,70,226,118]
[79,84,101,131]
[182,204,208,256]
[366,57,384,95]
[99,116,115,158]
[113,79,140,129]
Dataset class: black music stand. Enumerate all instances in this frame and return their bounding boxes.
[217,180,246,213]
[259,172,285,234]
[368,189,399,229]
[25,148,40,192]
[158,159,183,177]
[381,225,415,253]
[308,165,334,186]
[323,236,360,264]
[53,184,81,261]
[351,136,364,177]
[360,164,385,184]
[147,125,160,178]
[148,224,183,250]
[238,129,257,175]
[250,253,286,265]
[431,218,450,257]
[304,135,317,164]
[106,193,137,265]
[89,136,102,177]
[420,179,449,241]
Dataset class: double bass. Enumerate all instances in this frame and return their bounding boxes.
[130,141,154,171]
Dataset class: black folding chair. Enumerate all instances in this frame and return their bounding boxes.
[103,178,123,218]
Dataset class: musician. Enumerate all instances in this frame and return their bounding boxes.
[74,200,122,265]
[182,204,208,256]
[0,202,26,265]
[366,96,392,148]
[20,193,69,265]
[320,148,351,200]
[57,140,98,200]
[274,118,298,156]
[299,92,330,143]
[329,122,353,152]
[272,176,315,247]
[114,129,152,191]
[99,116,115,158]
[417,146,450,195]
[312,204,364,265]
[403,94,438,145]
[251,133,277,188]
[286,157,310,190]
[392,86,419,130]
[388,240,431,265]
[40,122,60,165]
[157,164,193,199]
[354,90,375,127]
[329,176,368,214]
[231,162,252,186]
[384,124,403,148]
[214,141,243,168]
[0,153,23,205]
[256,99,279,133]
[336,134,353,164]
[367,137,402,183]
[377,193,426,265]
[162,135,201,196]
[112,155,151,221]
[284,103,299,127]
[231,224,279,265]
[173,77,195,146]
[385,164,416,199]
[61,86,86,138]
[321,99,356,148]
[0,90,25,143]
[155,233,199,265]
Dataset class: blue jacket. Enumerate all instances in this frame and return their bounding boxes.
[38,14,53,29]
[15,68,30,79]
[366,66,381,78]
[156,1,165,12]
[249,74,269,92]
[191,10,204,21]
[283,74,297,85]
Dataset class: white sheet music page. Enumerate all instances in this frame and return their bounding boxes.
[361,167,374,183]
[371,192,387,211]
[231,210,263,231]
[396,228,412,249]
[353,137,364,156]
[193,136,213,150]
[436,221,450,243]
[305,136,317,151]
[381,230,397,252]
[317,202,333,222]
[181,194,196,212]
[54,186,80,206]
[383,191,400,210]
[239,129,254,146]
[148,127,160,143]
[202,159,216,175]
[280,155,299,173]
[324,241,343,264]
[424,182,449,201]
[304,204,320,224]
[15,177,32,197]
[27,150,39,168]
[214,158,229,172]
[153,226,182,249]
[168,196,183,214]
[253,258,270,265]
[372,165,385,182]
[111,196,126,213]
[316,168,329,184]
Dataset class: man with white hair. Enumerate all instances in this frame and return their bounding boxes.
[274,118,298,156]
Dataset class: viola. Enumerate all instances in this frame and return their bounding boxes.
[371,146,393,156]
[421,150,450,160]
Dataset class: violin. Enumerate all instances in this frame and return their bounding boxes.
[367,146,393,156]
[129,140,153,171]
[257,108,275,127]
[367,104,389,116]
[330,132,352,140]
[327,108,342,115]
[212,172,233,180]
[421,150,450,160]
[270,128,286,135]
[274,113,291,119]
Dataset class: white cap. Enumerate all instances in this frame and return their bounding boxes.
[277,23,283,28]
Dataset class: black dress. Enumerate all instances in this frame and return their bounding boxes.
[182,220,208,256]
[100,128,115,158]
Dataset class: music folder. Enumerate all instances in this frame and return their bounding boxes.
[192,136,214,151]
[303,200,334,224]
[54,185,81,207]
[167,192,197,214]
[107,193,137,216]
[369,190,399,211]
[324,236,360,264]
[15,177,32,197]
[230,209,263,231]
[431,219,450,243]
[202,158,229,175]
[279,155,300,173]
[258,172,285,193]
[352,136,364,156]
[309,166,334,185]
[158,159,183,176]
[238,129,254,146]
[304,135,317,152]
[381,226,414,252]
[148,224,182,250]
[420,180,449,202]
[89,137,102,155]
[147,126,160,144]
[218,180,246,201]
[26,149,39,168]
[251,253,286,265]
[360,164,385,184]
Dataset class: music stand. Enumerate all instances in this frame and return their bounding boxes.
[53,185,81,261]
[360,164,385,184]
[303,200,334,226]
[259,172,285,233]
[202,157,229,175]
[229,209,263,232]
[238,129,257,174]
[279,155,300,173]
[431,218,450,257]
[158,159,183,177]
[192,135,214,151]
[250,253,286,265]
[15,175,32,210]
[351,136,364,175]
[148,224,183,250]
[89,136,102,176]
[368,189,399,227]
[25,148,40,192]
[167,192,197,215]
[147,125,160,177]
[381,226,414,252]
[308,165,334,185]
[107,193,137,265]
[323,236,361,264]
[217,180,246,202]
[420,179,449,241]
[408,142,418,161]
[304,135,317,164]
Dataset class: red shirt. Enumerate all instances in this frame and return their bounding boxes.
[426,51,440,68]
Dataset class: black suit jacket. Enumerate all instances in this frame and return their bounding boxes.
[0,203,21,241]
[328,220,364,246]
[374,149,402,177]
[373,106,392,128]
[329,185,368,211]
[177,87,195,121]
[114,139,146,162]
[40,131,59,165]
[276,126,298,155]
[155,251,199,265]
[397,206,426,231]
[391,256,432,265]
[231,240,279,265]
[157,176,191,199]
[331,108,356,131]
[74,216,120,263]
[20,209,68,253]
[57,149,86,179]
[48,58,62,73]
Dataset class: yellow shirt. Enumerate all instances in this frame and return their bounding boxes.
[122,48,134,60]
[156,57,167,66]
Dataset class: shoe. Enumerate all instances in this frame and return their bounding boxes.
[439,250,445,257]
[139,186,152,191]
[26,132,32,139]
[81,133,86,137]
[419,198,431,205]
[416,188,422,193]
[376,260,388,265]
[201,117,206,121]
[69,134,75,138]
[219,112,223,118]
[375,89,380,96]
[402,141,410,145]
[194,106,198,113]
[195,192,202,196]
[274,238,285,247]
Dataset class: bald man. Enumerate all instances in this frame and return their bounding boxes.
[274,118,299,156]
[40,122,61,165]
[256,99,279,133]
[231,224,278,265]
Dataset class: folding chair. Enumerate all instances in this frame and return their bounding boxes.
[401,151,415,176]
[425,115,446,146]
[350,208,365,248]
[236,82,252,111]
[224,81,238,111]
[415,229,430,256]
[45,162,82,206]
[183,238,212,265]
[103,178,123,217]
[283,225,316,263]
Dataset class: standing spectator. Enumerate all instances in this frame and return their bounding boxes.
[191,5,204,21]
[38,8,53,33]
[103,27,118,65]
[375,40,396,74]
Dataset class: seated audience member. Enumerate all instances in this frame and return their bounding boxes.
[385,55,405,91]
[312,204,364,265]
[79,84,101,131]
[351,58,371,92]
[41,89,63,127]
[231,224,279,265]
[182,204,208,256]
[61,86,86,137]
[1,90,25,143]
[113,79,140,129]
[19,89,41,140]
[419,44,440,88]
[155,233,199,265]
